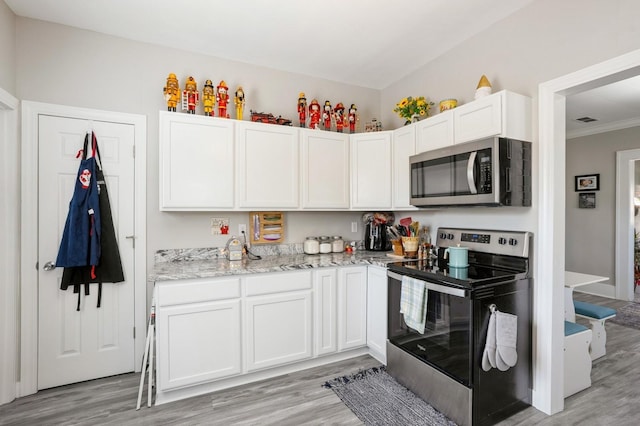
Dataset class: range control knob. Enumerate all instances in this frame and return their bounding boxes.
[498,237,507,245]
[439,232,447,239]
[447,233,454,240]
[509,238,518,246]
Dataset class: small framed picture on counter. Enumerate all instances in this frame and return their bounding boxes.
[575,173,600,191]
[578,192,596,209]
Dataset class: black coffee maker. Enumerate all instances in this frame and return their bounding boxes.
[363,212,393,251]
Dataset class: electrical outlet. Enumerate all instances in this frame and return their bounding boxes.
[239,224,247,236]
[351,222,358,233]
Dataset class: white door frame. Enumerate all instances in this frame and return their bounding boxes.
[537,49,640,415]
[19,101,147,397]
[0,87,19,405]
[615,149,640,301]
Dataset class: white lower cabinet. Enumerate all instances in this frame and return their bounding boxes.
[367,266,388,364]
[155,265,380,403]
[155,278,242,392]
[244,291,313,372]
[338,266,368,350]
[314,268,338,356]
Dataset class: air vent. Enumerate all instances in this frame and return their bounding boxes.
[575,116,598,123]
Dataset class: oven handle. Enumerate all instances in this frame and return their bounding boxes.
[387,271,468,298]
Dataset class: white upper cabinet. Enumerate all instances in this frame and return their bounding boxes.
[301,129,350,209]
[453,90,532,144]
[392,125,417,210]
[159,111,235,210]
[350,131,393,209]
[415,109,454,153]
[236,121,299,209]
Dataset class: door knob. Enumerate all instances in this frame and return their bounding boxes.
[43,261,56,271]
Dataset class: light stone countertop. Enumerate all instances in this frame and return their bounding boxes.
[150,250,402,282]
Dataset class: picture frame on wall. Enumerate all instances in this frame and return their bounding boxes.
[575,173,600,191]
[578,192,596,209]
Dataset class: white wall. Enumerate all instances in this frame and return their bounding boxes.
[566,126,640,284]
[14,18,381,268]
[0,0,15,94]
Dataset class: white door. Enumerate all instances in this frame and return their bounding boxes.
[38,115,136,390]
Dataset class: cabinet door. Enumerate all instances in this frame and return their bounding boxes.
[367,266,388,364]
[244,291,313,371]
[392,125,417,210]
[338,266,367,350]
[415,110,454,152]
[236,121,299,208]
[159,111,235,210]
[314,268,338,356]
[301,130,350,209]
[453,93,502,144]
[350,132,392,209]
[156,299,241,390]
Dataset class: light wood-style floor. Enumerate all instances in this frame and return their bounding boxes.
[1,292,639,426]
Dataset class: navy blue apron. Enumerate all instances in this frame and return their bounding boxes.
[57,132,124,310]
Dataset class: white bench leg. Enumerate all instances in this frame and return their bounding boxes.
[586,318,607,360]
[564,329,592,398]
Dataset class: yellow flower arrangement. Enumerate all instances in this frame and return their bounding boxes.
[393,96,434,123]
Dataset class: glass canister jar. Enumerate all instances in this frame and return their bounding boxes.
[303,237,320,254]
[332,236,344,253]
[318,236,332,254]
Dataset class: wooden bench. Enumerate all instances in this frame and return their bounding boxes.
[564,321,592,397]
[573,300,616,360]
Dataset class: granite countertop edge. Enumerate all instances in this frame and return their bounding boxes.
[150,251,402,282]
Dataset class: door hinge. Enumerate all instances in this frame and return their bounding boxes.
[133,327,136,339]
[132,145,135,158]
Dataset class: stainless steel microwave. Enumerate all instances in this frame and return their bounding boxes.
[409,137,531,207]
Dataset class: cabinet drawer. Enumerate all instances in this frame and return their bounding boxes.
[157,277,241,306]
[244,271,312,296]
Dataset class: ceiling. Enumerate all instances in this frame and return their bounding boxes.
[5,0,640,136]
[5,0,535,90]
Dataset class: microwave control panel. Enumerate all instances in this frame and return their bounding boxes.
[477,150,492,194]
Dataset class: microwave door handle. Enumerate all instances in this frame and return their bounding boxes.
[467,151,478,194]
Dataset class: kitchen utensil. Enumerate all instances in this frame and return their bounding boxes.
[444,245,469,267]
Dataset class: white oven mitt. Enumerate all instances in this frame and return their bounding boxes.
[495,311,518,371]
[481,311,497,371]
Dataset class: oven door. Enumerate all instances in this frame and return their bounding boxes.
[387,271,473,386]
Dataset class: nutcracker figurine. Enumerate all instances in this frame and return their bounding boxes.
[322,100,333,130]
[216,80,230,118]
[202,79,215,117]
[348,103,358,133]
[308,99,321,129]
[333,102,346,133]
[297,93,307,127]
[234,86,246,120]
[163,73,180,112]
[181,76,199,114]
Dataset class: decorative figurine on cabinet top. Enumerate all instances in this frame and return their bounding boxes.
[348,103,358,133]
[333,102,346,133]
[216,80,230,118]
[202,79,215,117]
[475,75,492,99]
[297,93,307,128]
[309,99,321,129]
[163,73,180,112]
[182,76,199,114]
[234,86,246,120]
[322,100,333,131]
